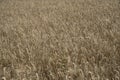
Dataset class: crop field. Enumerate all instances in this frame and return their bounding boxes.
[0,0,120,80]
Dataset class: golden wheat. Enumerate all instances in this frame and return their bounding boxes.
[0,0,120,80]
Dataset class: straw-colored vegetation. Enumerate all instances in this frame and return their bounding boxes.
[0,0,120,80]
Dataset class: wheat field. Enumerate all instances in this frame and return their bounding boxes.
[0,0,120,80]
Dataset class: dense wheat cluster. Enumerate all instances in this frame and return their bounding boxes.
[0,0,120,80]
